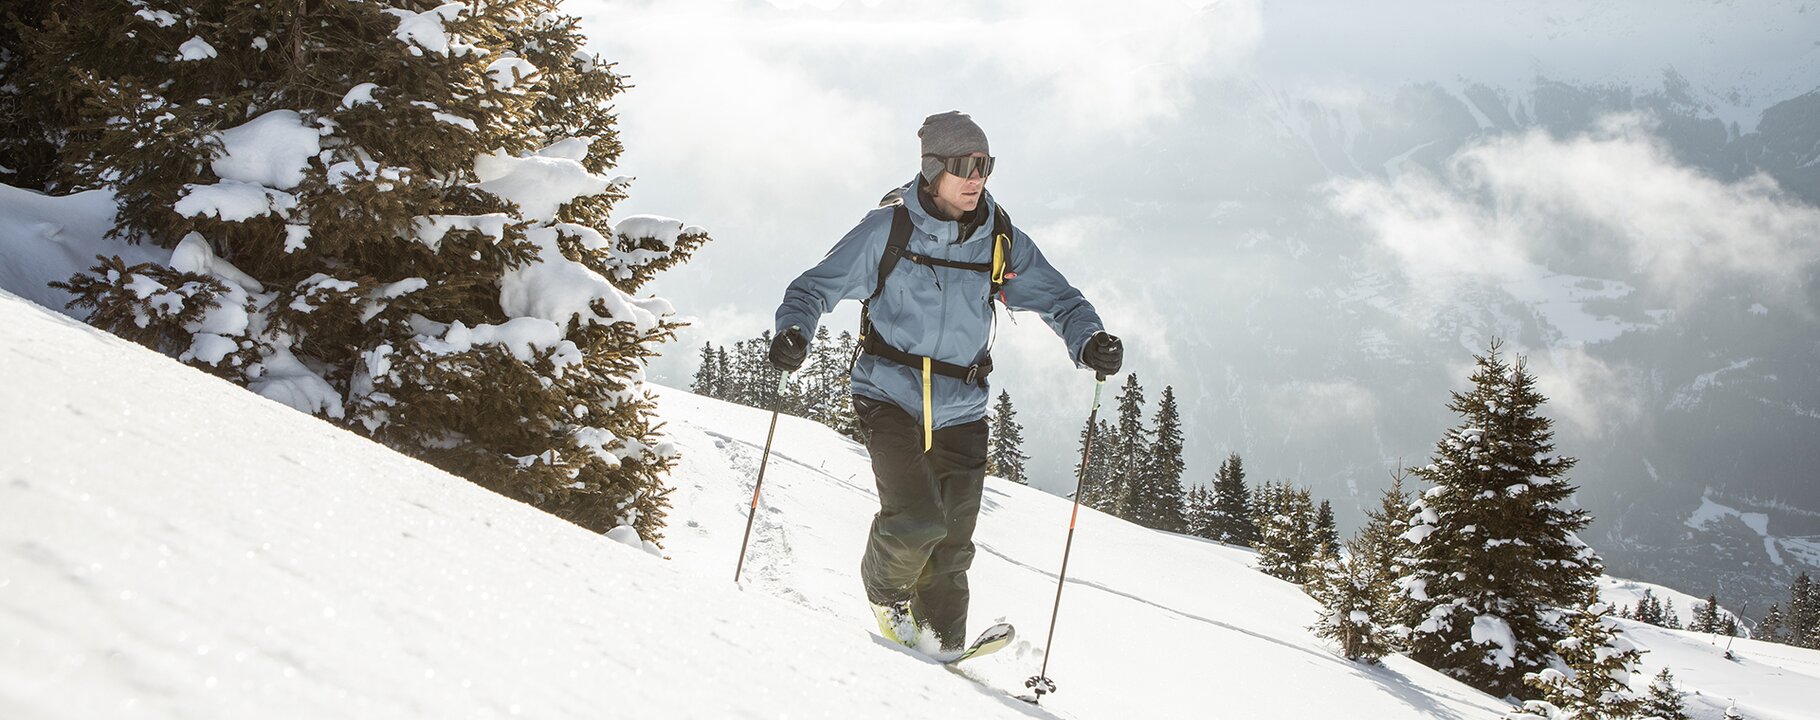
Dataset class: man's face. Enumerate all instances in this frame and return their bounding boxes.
[932,151,989,216]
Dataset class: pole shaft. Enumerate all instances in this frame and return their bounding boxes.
[1035,376,1105,683]
[734,373,791,584]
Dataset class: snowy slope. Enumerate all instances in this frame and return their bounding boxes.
[0,290,1041,720]
[3,287,1817,718]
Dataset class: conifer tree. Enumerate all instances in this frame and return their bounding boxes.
[691,342,719,396]
[1633,590,1664,627]
[1756,603,1784,643]
[1354,469,1415,650]
[1254,481,1319,584]
[1310,536,1395,662]
[1314,499,1342,558]
[1399,341,1602,697]
[1689,595,1722,634]
[1185,485,1214,538]
[987,389,1030,485]
[1129,385,1186,531]
[1641,668,1690,720]
[1787,572,1817,649]
[1108,373,1150,521]
[1522,602,1645,720]
[1208,452,1258,546]
[710,346,730,399]
[826,330,862,441]
[1077,418,1119,511]
[27,0,709,540]
[0,2,61,190]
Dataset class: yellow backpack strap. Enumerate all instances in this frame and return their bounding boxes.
[991,232,1008,285]
[921,357,934,452]
[989,205,1014,298]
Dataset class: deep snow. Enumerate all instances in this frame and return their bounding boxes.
[5,288,1818,718]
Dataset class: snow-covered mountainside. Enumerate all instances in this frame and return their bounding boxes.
[5,288,1817,719]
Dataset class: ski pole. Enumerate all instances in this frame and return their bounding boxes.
[1026,372,1108,703]
[734,371,791,585]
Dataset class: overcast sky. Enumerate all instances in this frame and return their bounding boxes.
[567,0,1820,495]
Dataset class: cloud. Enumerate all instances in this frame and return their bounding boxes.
[1266,381,1379,428]
[1532,346,1645,439]
[1329,114,1820,310]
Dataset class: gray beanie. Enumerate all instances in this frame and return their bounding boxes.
[918,111,990,183]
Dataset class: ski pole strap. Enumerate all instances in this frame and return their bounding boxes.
[921,357,934,452]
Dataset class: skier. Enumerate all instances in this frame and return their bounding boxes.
[768,111,1123,657]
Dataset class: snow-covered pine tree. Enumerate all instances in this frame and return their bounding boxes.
[1641,667,1690,720]
[691,341,719,396]
[1355,469,1415,650]
[1756,603,1784,643]
[1077,418,1119,511]
[1108,373,1150,522]
[1314,499,1342,558]
[1310,536,1395,662]
[1632,590,1664,626]
[1689,595,1722,634]
[801,325,847,426]
[1399,341,1602,698]
[31,0,708,541]
[1208,452,1257,546]
[987,389,1030,485]
[1522,601,1645,720]
[825,330,861,441]
[1128,385,1186,531]
[1185,485,1214,538]
[1254,481,1319,584]
[1787,572,1817,649]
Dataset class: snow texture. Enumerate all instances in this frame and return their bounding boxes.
[0,185,166,316]
[410,213,513,252]
[176,36,216,61]
[473,148,614,223]
[486,57,539,92]
[1471,615,1517,669]
[382,3,470,57]
[3,290,1818,719]
[340,83,379,109]
[498,226,668,334]
[173,180,297,222]
[211,110,320,190]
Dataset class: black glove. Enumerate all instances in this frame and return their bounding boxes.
[769,326,809,372]
[1081,332,1123,378]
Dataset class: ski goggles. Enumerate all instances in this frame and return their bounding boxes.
[929,154,996,179]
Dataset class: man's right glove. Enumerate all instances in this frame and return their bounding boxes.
[769,326,809,372]
[1082,331,1123,377]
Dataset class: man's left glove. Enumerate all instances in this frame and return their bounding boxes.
[769,326,809,372]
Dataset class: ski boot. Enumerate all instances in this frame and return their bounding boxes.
[870,599,918,646]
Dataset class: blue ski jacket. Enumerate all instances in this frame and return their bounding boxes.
[775,178,1105,432]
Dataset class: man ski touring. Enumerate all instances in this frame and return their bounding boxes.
[768,111,1123,658]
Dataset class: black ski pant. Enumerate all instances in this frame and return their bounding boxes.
[854,394,988,650]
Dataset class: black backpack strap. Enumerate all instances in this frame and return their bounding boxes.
[903,251,992,273]
[856,204,915,360]
[868,205,914,304]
